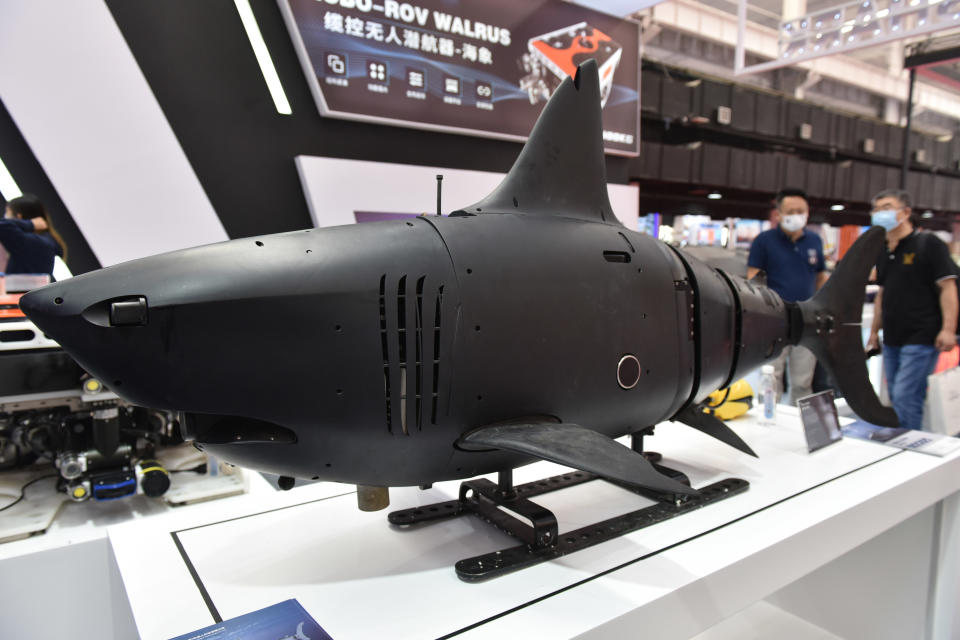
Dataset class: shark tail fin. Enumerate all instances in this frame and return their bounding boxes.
[794,226,898,426]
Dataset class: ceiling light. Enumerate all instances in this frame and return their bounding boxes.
[922,210,934,218]
[831,204,845,211]
[707,192,723,200]
[234,0,291,115]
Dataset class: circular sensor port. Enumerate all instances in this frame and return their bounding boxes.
[617,355,641,390]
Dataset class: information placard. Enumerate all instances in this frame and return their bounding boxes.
[278,0,640,155]
[798,390,843,453]
[169,599,331,640]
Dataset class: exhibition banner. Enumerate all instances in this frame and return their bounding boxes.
[278,0,640,155]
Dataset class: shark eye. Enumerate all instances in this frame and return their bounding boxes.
[80,295,148,327]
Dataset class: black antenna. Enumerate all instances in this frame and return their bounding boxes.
[436,174,443,216]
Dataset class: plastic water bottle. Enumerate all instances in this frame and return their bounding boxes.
[759,365,776,426]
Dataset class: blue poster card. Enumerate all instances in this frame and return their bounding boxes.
[169,599,332,640]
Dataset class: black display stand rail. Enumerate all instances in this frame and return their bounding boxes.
[389,432,749,581]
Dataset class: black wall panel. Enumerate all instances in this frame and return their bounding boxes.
[886,125,904,163]
[905,171,918,200]
[884,166,900,196]
[832,113,854,153]
[851,162,872,202]
[785,101,811,142]
[728,148,756,189]
[783,156,807,191]
[831,162,852,200]
[934,139,951,170]
[808,106,831,146]
[951,177,960,209]
[933,175,949,209]
[639,141,662,179]
[699,143,729,186]
[806,161,830,198]
[870,121,889,159]
[853,119,873,157]
[699,80,731,120]
[641,69,661,113]
[914,173,935,208]
[920,135,937,168]
[754,93,782,137]
[753,153,780,193]
[660,144,693,182]
[660,80,693,119]
[730,87,757,133]
[909,131,924,162]
[907,172,922,205]
[869,164,891,199]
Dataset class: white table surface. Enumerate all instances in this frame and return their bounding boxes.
[107,407,960,640]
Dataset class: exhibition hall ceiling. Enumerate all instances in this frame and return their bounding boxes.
[636,0,960,94]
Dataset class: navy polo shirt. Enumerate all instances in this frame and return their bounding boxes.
[0,218,63,275]
[747,227,825,302]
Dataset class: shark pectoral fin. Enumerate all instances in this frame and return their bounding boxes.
[673,406,758,458]
[459,422,697,496]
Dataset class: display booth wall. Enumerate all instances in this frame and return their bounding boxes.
[0,1,637,274]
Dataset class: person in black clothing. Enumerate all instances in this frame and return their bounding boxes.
[1,194,66,277]
[866,189,958,429]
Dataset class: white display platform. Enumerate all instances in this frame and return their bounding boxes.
[108,408,960,640]
[0,469,268,640]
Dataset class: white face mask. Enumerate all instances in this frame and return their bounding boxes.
[781,213,807,233]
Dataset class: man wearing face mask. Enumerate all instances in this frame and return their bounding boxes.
[866,189,957,430]
[747,188,828,405]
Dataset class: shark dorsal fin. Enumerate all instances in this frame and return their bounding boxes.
[463,59,618,225]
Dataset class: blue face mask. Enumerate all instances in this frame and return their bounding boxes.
[871,209,900,231]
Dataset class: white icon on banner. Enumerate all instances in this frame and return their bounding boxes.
[444,77,460,94]
[408,70,424,88]
[326,53,346,76]
[369,62,386,81]
[476,82,492,99]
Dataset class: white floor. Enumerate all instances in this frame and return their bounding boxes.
[691,601,843,640]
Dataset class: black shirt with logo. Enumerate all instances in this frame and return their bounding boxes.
[876,230,957,346]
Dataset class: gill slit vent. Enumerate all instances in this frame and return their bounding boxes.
[379,275,390,433]
[381,275,443,432]
[432,285,443,424]
[397,276,408,435]
[415,276,425,431]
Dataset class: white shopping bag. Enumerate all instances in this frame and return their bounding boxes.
[924,367,960,435]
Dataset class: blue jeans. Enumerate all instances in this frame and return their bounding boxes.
[883,344,941,430]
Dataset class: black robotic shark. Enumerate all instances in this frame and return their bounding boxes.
[19,61,896,505]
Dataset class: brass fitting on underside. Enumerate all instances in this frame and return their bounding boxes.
[357,485,390,511]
